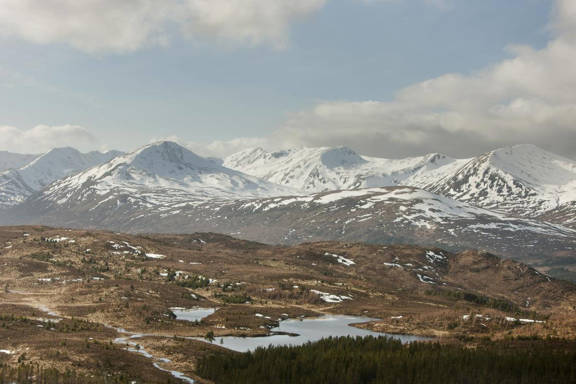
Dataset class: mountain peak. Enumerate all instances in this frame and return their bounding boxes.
[224,145,468,193]
[484,143,576,172]
[35,141,295,207]
[319,146,367,169]
[489,144,552,158]
[126,141,222,175]
[46,146,80,153]
[23,147,82,168]
[429,143,576,215]
[421,152,452,165]
[0,146,122,208]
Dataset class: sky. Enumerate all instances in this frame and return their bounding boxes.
[0,0,575,159]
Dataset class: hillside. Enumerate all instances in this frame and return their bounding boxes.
[7,186,576,279]
[0,226,575,382]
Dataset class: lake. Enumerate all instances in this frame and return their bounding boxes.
[173,308,428,353]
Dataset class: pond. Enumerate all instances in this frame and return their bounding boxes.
[175,308,428,353]
[171,307,217,322]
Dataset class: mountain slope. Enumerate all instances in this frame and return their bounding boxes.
[0,151,38,172]
[28,141,295,212]
[0,147,122,208]
[428,144,576,218]
[227,145,576,228]
[224,146,469,193]
[5,185,576,276]
[1,142,576,278]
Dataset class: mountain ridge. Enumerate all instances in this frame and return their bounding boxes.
[0,147,123,208]
[224,146,470,193]
[32,141,296,211]
[225,144,576,226]
[428,144,576,219]
[0,151,39,172]
[1,141,575,280]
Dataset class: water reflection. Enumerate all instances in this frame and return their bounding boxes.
[188,313,428,352]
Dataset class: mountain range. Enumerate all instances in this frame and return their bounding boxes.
[0,147,122,209]
[1,141,575,280]
[225,144,576,225]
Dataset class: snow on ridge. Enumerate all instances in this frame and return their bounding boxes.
[6,142,576,245]
[488,145,576,203]
[39,141,297,207]
[226,144,576,220]
[0,147,121,208]
[227,185,576,239]
[224,146,468,194]
[17,147,121,190]
[430,144,576,216]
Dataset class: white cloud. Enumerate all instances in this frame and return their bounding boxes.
[121,0,576,160]
[0,125,97,154]
[147,135,270,158]
[184,137,270,158]
[182,0,327,49]
[253,0,576,158]
[0,0,326,53]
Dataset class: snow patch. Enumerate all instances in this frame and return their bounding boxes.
[324,252,355,266]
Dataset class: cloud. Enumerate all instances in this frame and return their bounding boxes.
[146,135,270,158]
[0,0,326,53]
[253,0,576,158]
[0,125,98,154]
[181,0,327,49]
[184,0,575,159]
[184,137,269,158]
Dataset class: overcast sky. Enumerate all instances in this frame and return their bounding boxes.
[1,0,575,159]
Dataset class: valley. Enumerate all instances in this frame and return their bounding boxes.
[0,226,575,382]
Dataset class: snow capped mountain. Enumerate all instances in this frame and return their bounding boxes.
[428,144,576,217]
[1,141,575,271]
[17,147,124,190]
[225,144,576,225]
[0,147,122,208]
[5,185,576,270]
[0,151,38,172]
[37,141,295,210]
[2,141,575,273]
[224,146,469,193]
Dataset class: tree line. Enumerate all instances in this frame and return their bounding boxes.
[196,336,576,384]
